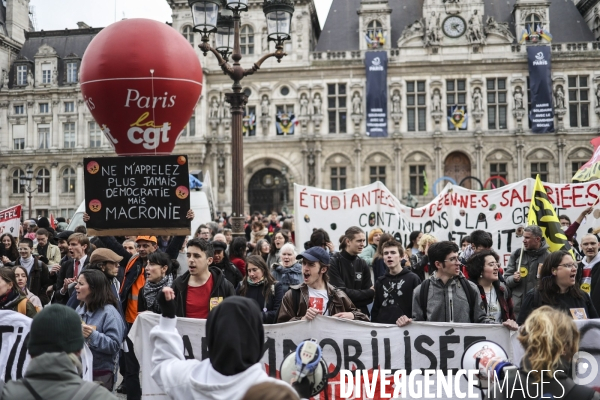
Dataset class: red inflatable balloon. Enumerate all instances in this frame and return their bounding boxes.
[81,19,203,156]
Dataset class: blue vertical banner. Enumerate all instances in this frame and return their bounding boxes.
[365,51,388,137]
[527,46,554,133]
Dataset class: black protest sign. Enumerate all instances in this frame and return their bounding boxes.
[84,155,190,236]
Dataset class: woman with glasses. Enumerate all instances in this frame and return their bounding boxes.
[465,250,518,330]
[517,250,598,325]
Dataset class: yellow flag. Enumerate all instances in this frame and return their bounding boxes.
[527,175,574,256]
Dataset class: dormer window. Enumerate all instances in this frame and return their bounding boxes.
[524,14,541,32]
[16,65,27,85]
[365,20,385,49]
[66,62,78,83]
[42,64,52,84]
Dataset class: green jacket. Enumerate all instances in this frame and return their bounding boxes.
[2,352,117,400]
[359,244,377,266]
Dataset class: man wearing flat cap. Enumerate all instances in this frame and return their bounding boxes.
[88,248,124,315]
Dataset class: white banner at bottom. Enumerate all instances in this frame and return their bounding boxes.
[131,312,519,399]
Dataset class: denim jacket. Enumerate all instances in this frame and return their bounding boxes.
[76,304,125,372]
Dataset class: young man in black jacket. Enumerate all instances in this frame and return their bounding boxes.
[173,238,235,318]
[327,226,374,316]
[372,240,421,324]
[209,240,242,288]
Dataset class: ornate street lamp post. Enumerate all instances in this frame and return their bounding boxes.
[19,166,42,220]
[189,0,294,237]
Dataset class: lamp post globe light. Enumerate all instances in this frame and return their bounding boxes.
[19,166,42,220]
[188,0,294,237]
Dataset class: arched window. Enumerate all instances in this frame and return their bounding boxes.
[366,20,384,48]
[37,168,50,193]
[62,167,76,193]
[525,14,541,31]
[182,25,194,47]
[12,169,24,194]
[241,25,254,55]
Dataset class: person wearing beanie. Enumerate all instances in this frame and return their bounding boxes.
[1,304,118,400]
[359,228,383,266]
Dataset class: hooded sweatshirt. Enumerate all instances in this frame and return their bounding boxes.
[150,297,290,400]
[371,268,421,324]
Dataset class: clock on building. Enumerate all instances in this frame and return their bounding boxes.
[443,16,466,38]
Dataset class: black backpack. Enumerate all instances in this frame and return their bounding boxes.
[419,276,476,322]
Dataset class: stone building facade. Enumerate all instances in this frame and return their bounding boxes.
[0,0,600,218]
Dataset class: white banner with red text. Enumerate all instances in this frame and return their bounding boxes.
[293,179,600,264]
[0,205,21,238]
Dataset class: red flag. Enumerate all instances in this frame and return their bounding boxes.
[50,213,56,229]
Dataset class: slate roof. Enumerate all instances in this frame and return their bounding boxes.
[316,0,594,51]
[8,28,102,88]
[485,0,595,43]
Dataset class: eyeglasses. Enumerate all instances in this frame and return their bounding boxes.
[444,257,460,263]
[558,263,577,269]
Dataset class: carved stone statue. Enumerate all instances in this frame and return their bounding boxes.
[432,89,442,112]
[307,151,316,186]
[312,93,322,115]
[554,86,565,109]
[485,16,515,42]
[472,88,483,112]
[52,67,58,85]
[2,69,7,88]
[468,10,484,43]
[391,90,401,113]
[221,99,230,119]
[403,191,419,208]
[261,95,270,116]
[352,92,362,114]
[514,87,524,110]
[426,12,441,45]
[209,97,220,119]
[398,19,424,43]
[26,69,33,88]
[595,84,600,107]
[299,93,309,116]
[262,28,269,52]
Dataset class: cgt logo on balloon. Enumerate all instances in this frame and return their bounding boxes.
[80,18,203,156]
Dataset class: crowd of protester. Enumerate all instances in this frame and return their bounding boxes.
[1,206,599,400]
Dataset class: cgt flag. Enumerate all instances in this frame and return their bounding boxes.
[572,137,600,182]
[527,175,574,256]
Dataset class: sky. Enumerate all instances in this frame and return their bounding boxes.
[29,0,333,31]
